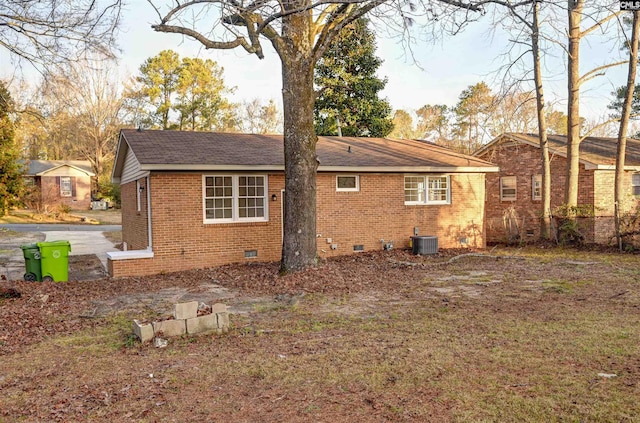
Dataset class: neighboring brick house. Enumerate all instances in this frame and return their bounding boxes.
[474,133,640,244]
[108,129,498,277]
[25,160,95,210]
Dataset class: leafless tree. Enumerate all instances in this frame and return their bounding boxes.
[1,0,123,72]
[615,11,640,249]
[146,0,510,272]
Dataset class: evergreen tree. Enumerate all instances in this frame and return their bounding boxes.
[0,82,26,216]
[124,50,236,131]
[314,18,393,137]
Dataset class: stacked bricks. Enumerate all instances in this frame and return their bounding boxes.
[132,301,230,343]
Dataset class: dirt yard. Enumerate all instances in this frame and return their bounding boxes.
[0,246,639,422]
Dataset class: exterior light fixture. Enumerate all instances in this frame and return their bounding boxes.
[271,194,277,201]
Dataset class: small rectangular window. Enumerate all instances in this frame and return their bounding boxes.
[244,250,258,258]
[353,244,364,252]
[633,173,640,196]
[532,175,542,200]
[336,175,359,192]
[500,176,517,201]
[60,176,72,197]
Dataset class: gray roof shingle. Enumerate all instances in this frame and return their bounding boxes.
[26,160,95,176]
[478,133,640,167]
[117,129,497,171]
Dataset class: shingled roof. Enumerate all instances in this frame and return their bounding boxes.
[112,129,498,182]
[25,160,95,176]
[475,133,640,169]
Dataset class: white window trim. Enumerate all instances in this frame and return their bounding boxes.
[60,176,72,197]
[500,176,517,201]
[336,175,360,192]
[404,175,451,205]
[532,174,542,201]
[203,175,269,224]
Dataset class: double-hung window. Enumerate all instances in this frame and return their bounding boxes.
[203,175,268,223]
[500,176,517,201]
[404,175,450,205]
[532,174,542,200]
[633,173,640,196]
[60,176,72,197]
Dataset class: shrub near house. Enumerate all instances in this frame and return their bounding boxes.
[108,130,499,277]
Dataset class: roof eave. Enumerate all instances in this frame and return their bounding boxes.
[36,164,95,177]
[138,164,499,173]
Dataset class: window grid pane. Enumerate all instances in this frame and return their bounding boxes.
[404,177,424,202]
[238,176,265,219]
[205,176,234,220]
[427,177,448,202]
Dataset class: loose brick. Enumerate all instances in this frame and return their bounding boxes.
[152,319,186,337]
[186,314,216,334]
[174,301,199,320]
[211,303,227,313]
[132,319,154,343]
[216,312,230,332]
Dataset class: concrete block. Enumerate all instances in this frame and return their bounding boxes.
[216,312,230,332]
[153,319,186,337]
[212,303,228,313]
[186,314,216,334]
[132,319,154,343]
[174,301,199,320]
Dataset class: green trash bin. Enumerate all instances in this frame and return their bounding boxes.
[37,241,71,282]
[20,244,42,282]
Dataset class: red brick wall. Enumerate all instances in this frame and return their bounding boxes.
[121,178,149,250]
[39,175,92,210]
[110,171,487,277]
[316,173,486,256]
[477,141,638,244]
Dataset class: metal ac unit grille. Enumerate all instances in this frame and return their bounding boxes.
[411,236,438,255]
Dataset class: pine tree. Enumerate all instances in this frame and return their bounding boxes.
[314,18,393,137]
[0,82,26,216]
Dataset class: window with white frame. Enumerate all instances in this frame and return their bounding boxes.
[532,174,542,200]
[632,173,640,197]
[60,176,72,197]
[336,175,359,192]
[404,175,450,205]
[204,175,267,223]
[500,176,517,201]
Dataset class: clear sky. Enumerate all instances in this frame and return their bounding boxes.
[2,2,631,121]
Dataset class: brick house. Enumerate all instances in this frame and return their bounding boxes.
[25,160,95,210]
[474,133,640,244]
[108,129,498,277]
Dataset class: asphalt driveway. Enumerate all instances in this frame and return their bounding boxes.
[0,224,121,281]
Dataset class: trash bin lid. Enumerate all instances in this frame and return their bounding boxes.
[20,243,39,250]
[37,240,71,248]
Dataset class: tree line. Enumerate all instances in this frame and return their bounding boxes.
[2,0,640,269]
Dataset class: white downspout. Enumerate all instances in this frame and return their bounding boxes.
[146,176,153,250]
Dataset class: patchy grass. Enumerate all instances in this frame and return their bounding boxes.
[1,247,639,421]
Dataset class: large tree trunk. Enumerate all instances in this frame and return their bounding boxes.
[615,11,640,250]
[279,8,319,273]
[532,0,552,239]
[565,0,583,210]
